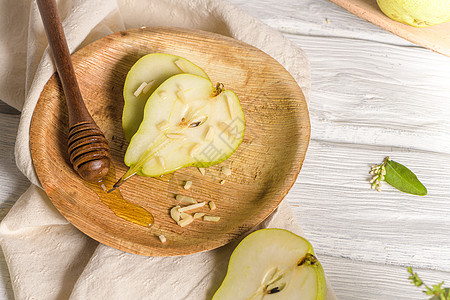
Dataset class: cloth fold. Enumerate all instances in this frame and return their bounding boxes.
[0,0,336,299]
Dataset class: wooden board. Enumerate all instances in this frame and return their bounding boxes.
[328,0,450,57]
[30,27,310,256]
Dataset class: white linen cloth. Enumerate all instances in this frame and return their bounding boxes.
[0,0,337,299]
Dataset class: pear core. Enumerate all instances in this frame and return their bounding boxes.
[124,74,245,178]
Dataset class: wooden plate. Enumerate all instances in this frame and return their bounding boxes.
[329,0,450,57]
[30,27,310,256]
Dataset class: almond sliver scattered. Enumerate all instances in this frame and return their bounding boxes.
[203,215,220,222]
[198,168,206,176]
[194,212,206,219]
[178,214,194,227]
[175,195,197,204]
[184,181,192,190]
[158,234,167,243]
[133,81,148,97]
[208,201,216,210]
[178,202,206,212]
[142,80,154,94]
[221,166,231,176]
[170,206,181,222]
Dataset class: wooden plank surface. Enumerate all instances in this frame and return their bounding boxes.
[1,0,450,298]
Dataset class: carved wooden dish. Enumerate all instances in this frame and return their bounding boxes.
[30,27,310,256]
[329,0,450,57]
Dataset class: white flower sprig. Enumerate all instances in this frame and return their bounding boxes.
[369,157,388,192]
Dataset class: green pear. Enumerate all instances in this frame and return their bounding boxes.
[122,53,209,141]
[377,0,450,27]
[213,229,326,300]
[115,73,244,187]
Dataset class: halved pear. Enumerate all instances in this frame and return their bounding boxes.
[118,73,244,185]
[213,229,326,300]
[122,53,209,141]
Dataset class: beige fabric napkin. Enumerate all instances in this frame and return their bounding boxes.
[0,0,337,299]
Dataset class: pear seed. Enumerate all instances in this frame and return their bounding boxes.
[133,81,148,97]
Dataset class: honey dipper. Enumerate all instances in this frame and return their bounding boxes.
[37,0,111,182]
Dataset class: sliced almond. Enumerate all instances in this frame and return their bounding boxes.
[177,214,194,227]
[165,132,186,139]
[175,195,197,205]
[177,90,186,104]
[170,206,181,222]
[203,215,220,222]
[208,201,216,211]
[142,80,155,94]
[194,212,206,219]
[183,181,192,190]
[218,122,239,138]
[158,234,167,243]
[220,180,226,185]
[174,59,188,73]
[157,120,170,131]
[156,155,165,169]
[159,90,168,99]
[178,201,206,212]
[204,126,214,142]
[133,81,148,97]
[189,143,201,158]
[180,212,191,219]
[198,167,206,176]
[221,166,231,176]
[224,94,233,119]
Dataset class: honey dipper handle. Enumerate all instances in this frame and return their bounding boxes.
[37,0,111,183]
[37,0,93,128]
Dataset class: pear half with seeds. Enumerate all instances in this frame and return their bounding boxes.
[122,53,209,141]
[116,73,245,186]
[213,229,326,300]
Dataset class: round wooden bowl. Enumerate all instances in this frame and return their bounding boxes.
[30,27,310,256]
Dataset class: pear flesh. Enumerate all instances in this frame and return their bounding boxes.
[122,53,209,141]
[213,229,326,300]
[124,73,245,178]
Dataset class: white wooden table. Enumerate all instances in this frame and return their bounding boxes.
[1,0,450,299]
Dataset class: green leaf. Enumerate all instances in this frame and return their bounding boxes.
[384,160,427,196]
